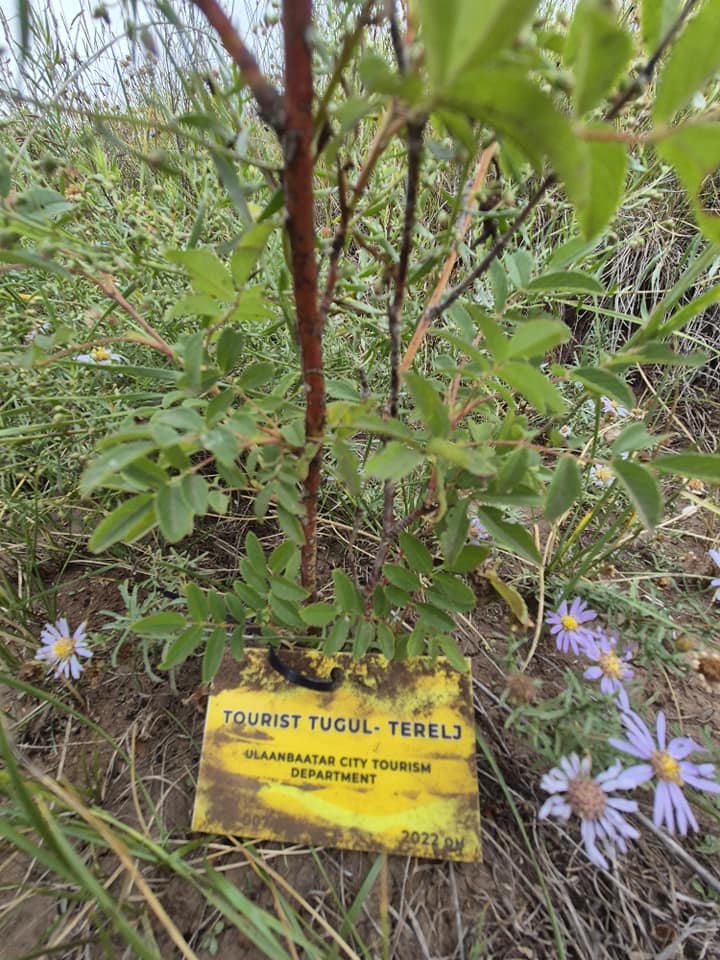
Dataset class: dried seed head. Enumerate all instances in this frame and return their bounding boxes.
[567,776,607,820]
[688,650,720,691]
[505,671,538,705]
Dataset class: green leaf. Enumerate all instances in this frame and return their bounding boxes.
[654,0,720,121]
[216,329,245,373]
[232,580,266,611]
[489,259,508,313]
[438,635,469,672]
[324,617,351,655]
[134,611,187,636]
[544,456,582,521]
[333,438,363,497]
[475,508,541,564]
[526,271,604,296]
[88,494,157,553]
[155,406,204,433]
[658,125,720,244]
[573,367,634,408]
[202,426,241,466]
[268,541,296,574]
[376,623,396,659]
[167,248,234,300]
[225,593,248,625]
[446,544,490,573]
[418,0,538,87]
[612,459,663,529]
[506,318,571,358]
[332,569,364,615]
[498,361,565,414]
[229,626,246,660]
[186,582,208,622]
[230,222,275,288]
[244,531,267,573]
[426,572,476,612]
[483,569,530,625]
[365,442,425,481]
[159,625,203,669]
[398,532,434,577]
[202,627,226,683]
[415,603,457,633]
[641,0,680,53]
[270,576,308,604]
[610,423,659,456]
[237,361,276,392]
[383,564,422,593]
[353,619,376,659]
[80,441,156,495]
[577,139,627,239]
[299,602,337,628]
[277,506,305,546]
[181,474,209,515]
[654,453,720,483]
[565,0,633,115]
[504,249,534,290]
[155,484,194,543]
[269,595,305,629]
[439,502,469,565]
[466,305,509,362]
[404,373,450,437]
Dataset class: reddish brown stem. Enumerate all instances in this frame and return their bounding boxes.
[189,0,285,132]
[282,0,324,595]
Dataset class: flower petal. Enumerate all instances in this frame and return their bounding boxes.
[581,819,608,869]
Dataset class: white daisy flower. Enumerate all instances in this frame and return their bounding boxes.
[590,464,614,488]
[76,346,126,365]
[35,618,92,680]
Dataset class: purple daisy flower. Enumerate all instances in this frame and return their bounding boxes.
[708,548,720,602]
[609,709,720,835]
[545,597,597,655]
[539,754,640,869]
[468,517,489,545]
[584,630,634,697]
[35,618,92,680]
[600,395,629,418]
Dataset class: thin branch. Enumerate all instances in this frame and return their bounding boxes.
[606,0,700,120]
[319,155,350,323]
[313,0,377,145]
[374,117,425,579]
[319,108,405,321]
[78,270,176,360]
[282,0,324,595]
[437,174,555,320]
[401,142,497,373]
[189,0,285,133]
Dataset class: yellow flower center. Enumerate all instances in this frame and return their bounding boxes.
[595,466,613,483]
[52,637,75,660]
[598,649,622,679]
[90,347,111,362]
[651,750,683,785]
[560,614,579,631]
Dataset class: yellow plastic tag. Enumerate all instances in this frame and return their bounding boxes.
[192,648,481,861]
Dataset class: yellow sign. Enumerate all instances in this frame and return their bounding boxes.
[192,649,481,861]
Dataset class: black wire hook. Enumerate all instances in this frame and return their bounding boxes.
[268,648,344,692]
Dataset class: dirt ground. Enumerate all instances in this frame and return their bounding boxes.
[2,536,720,960]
